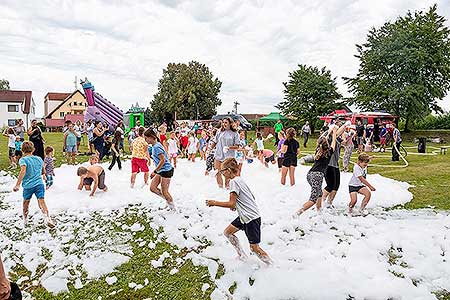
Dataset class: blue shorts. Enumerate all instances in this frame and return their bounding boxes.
[23,184,45,200]
[66,144,77,153]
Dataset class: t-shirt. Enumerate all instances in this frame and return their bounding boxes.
[14,125,25,139]
[229,177,260,224]
[188,136,198,151]
[379,128,387,138]
[302,124,311,134]
[15,140,23,151]
[132,136,149,159]
[74,125,82,137]
[255,139,264,150]
[19,156,44,189]
[349,163,367,187]
[65,131,77,146]
[309,148,334,174]
[87,124,94,141]
[393,128,402,143]
[274,123,283,133]
[168,138,178,154]
[277,139,285,158]
[214,130,239,161]
[152,142,172,172]
[7,134,15,148]
[328,137,342,168]
[283,139,299,159]
[356,125,365,137]
[44,156,55,176]
[262,149,274,158]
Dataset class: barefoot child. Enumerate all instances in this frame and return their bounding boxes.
[12,141,55,227]
[187,131,199,162]
[3,128,17,168]
[14,136,23,162]
[167,132,179,168]
[130,127,150,188]
[77,165,108,197]
[206,158,272,265]
[63,123,79,165]
[257,149,276,168]
[348,153,376,215]
[44,146,55,189]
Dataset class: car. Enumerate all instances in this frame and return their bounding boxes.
[212,114,252,130]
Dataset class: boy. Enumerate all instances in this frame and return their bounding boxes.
[14,135,23,162]
[257,149,276,168]
[130,127,150,188]
[12,141,55,228]
[206,158,272,265]
[77,165,108,197]
[64,123,79,165]
[348,153,376,216]
[44,146,55,189]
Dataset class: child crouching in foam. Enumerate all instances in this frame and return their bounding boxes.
[348,153,376,216]
[206,158,272,265]
[77,165,108,197]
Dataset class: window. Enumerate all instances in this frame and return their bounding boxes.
[7,105,19,112]
[60,112,65,117]
[8,119,16,126]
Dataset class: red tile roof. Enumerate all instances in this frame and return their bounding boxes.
[45,92,71,101]
[0,90,33,114]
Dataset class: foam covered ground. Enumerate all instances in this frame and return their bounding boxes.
[0,159,449,299]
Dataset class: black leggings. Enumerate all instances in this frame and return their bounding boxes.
[325,166,340,192]
[109,151,121,170]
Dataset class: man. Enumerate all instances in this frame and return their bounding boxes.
[274,119,283,146]
[391,123,402,161]
[355,120,365,152]
[301,121,311,148]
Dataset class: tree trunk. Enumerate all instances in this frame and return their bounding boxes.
[404,115,411,133]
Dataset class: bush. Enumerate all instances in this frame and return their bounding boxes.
[414,113,450,130]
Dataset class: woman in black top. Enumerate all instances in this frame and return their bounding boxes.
[296,126,337,216]
[108,130,122,170]
[27,120,45,160]
[280,128,300,186]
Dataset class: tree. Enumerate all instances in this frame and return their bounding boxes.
[151,61,222,121]
[345,5,450,131]
[277,64,341,133]
[0,79,9,90]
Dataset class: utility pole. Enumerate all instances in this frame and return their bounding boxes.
[74,76,78,90]
[233,100,240,114]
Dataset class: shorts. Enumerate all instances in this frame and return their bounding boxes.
[15,150,22,157]
[188,148,197,154]
[131,157,149,173]
[83,171,107,189]
[282,156,297,167]
[357,137,364,145]
[265,154,275,163]
[325,166,340,192]
[277,157,284,168]
[169,153,178,158]
[76,137,82,143]
[66,144,77,153]
[23,184,45,200]
[349,185,365,193]
[307,171,324,202]
[46,174,54,188]
[158,168,174,178]
[231,217,261,244]
[9,147,15,157]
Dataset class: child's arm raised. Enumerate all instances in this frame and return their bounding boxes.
[359,177,376,191]
[206,192,237,209]
[13,165,27,191]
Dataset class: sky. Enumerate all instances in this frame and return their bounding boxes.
[1,0,449,118]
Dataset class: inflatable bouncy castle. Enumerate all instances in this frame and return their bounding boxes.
[81,78,123,129]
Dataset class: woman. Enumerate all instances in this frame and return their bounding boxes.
[213,117,240,188]
[144,129,175,210]
[92,121,105,160]
[280,128,300,186]
[27,120,45,160]
[108,130,122,170]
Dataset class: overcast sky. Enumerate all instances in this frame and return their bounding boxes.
[1,0,449,117]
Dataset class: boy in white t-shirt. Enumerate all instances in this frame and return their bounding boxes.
[206,158,272,265]
[348,153,376,216]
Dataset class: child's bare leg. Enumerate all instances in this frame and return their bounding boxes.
[66,153,71,164]
[280,167,288,185]
[289,166,296,186]
[322,189,330,204]
[250,244,272,265]
[297,200,316,215]
[130,173,137,187]
[84,185,91,191]
[173,157,177,168]
[224,225,247,259]
[37,199,49,216]
[161,178,174,208]
[72,153,76,164]
[349,192,358,213]
[315,196,323,211]
[150,175,162,196]
[214,160,224,188]
[22,200,30,221]
[359,188,371,210]
[144,172,149,185]
[327,190,337,205]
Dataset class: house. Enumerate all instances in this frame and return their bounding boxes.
[44,92,71,116]
[0,90,35,128]
[45,90,87,129]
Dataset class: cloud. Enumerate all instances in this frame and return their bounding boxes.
[0,0,449,117]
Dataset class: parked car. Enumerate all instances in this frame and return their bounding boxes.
[212,114,252,130]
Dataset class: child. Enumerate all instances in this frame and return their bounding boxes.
[3,128,17,168]
[14,136,23,162]
[130,127,150,188]
[89,154,99,165]
[379,124,387,152]
[348,153,376,216]
[364,138,373,152]
[199,131,207,161]
[44,146,55,189]
[205,129,217,176]
[103,135,112,159]
[297,127,337,215]
[206,158,272,265]
[108,130,122,170]
[77,165,108,197]
[167,132,179,168]
[257,149,276,168]
[276,131,286,172]
[12,141,55,228]
[252,132,265,151]
[63,123,79,165]
[280,128,300,186]
[342,127,355,172]
[187,132,199,162]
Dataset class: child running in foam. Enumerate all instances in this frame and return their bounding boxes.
[257,149,276,168]
[187,131,199,162]
[130,127,150,188]
[297,126,337,216]
[348,153,376,216]
[44,146,55,189]
[167,132,179,168]
[13,141,55,228]
[206,158,272,265]
[77,165,108,197]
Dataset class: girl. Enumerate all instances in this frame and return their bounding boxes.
[206,158,272,265]
[253,132,265,151]
[348,153,376,215]
[187,131,199,162]
[199,131,207,160]
[280,128,300,186]
[44,146,55,189]
[108,130,122,170]
[235,130,247,175]
[3,128,17,168]
[63,123,78,165]
[144,129,175,210]
[167,132,179,168]
[205,129,217,176]
[276,131,286,172]
[297,127,337,215]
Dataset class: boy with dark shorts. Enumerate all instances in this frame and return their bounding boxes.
[206,158,272,265]
[77,165,108,197]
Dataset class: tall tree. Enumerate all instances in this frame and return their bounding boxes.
[277,64,341,133]
[0,79,10,90]
[151,61,222,121]
[345,5,450,131]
